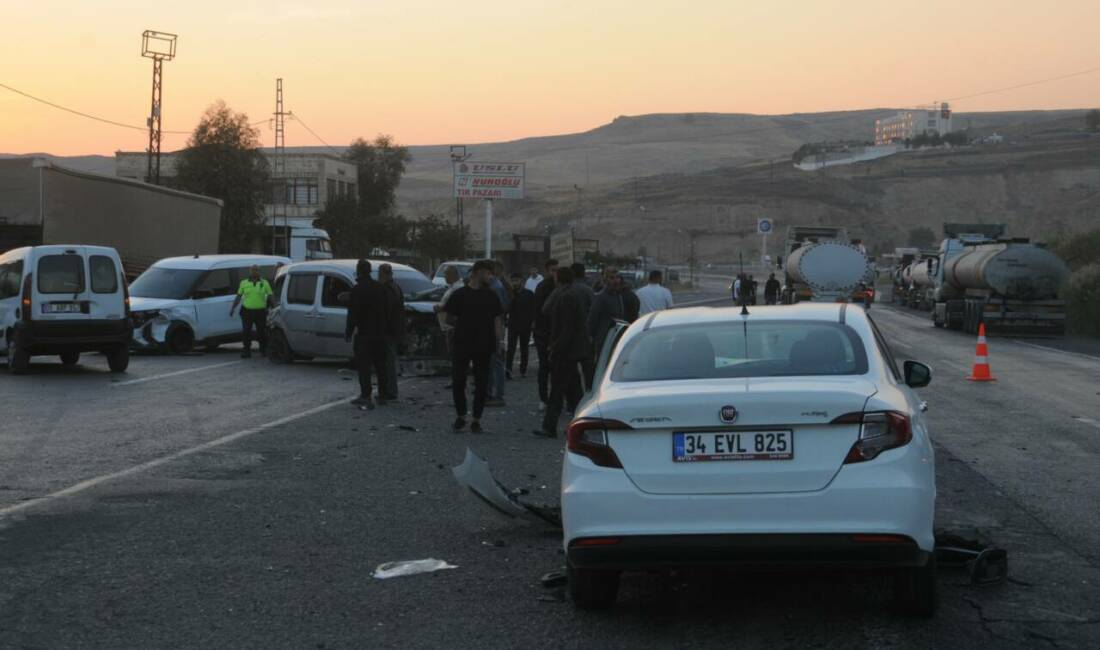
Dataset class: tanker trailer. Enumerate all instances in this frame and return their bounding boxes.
[906,256,938,311]
[932,241,1069,335]
[782,241,874,304]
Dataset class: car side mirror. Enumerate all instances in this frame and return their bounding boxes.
[904,360,932,388]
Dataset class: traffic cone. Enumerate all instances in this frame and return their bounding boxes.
[966,323,996,382]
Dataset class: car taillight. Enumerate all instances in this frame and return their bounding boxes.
[21,272,33,322]
[122,272,131,318]
[566,418,631,469]
[832,411,912,463]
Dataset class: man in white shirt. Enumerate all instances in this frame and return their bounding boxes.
[524,267,543,293]
[636,269,674,315]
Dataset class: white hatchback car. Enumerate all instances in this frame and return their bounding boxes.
[562,303,936,615]
[128,254,290,353]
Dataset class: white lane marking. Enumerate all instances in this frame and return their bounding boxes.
[0,394,355,518]
[1011,339,1100,363]
[1073,416,1100,430]
[111,360,243,387]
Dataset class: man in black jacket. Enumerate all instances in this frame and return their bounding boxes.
[378,263,405,401]
[535,266,592,438]
[506,272,536,378]
[345,260,390,409]
[532,258,559,406]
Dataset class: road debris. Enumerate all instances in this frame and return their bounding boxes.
[451,448,561,527]
[372,559,457,580]
[935,531,1008,586]
[540,571,567,588]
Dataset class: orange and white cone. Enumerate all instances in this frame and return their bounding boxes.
[966,323,996,382]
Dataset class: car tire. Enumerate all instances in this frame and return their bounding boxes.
[267,329,293,364]
[106,344,130,373]
[167,325,195,355]
[7,334,30,375]
[60,351,80,365]
[893,556,937,618]
[567,563,620,610]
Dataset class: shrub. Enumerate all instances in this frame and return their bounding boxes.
[1063,263,1100,336]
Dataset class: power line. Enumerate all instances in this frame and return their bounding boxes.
[945,65,1100,102]
[288,112,343,155]
[0,80,190,134]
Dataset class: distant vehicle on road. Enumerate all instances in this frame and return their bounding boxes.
[778,225,872,303]
[561,303,937,616]
[267,259,446,375]
[431,261,475,287]
[129,254,290,354]
[1,245,132,374]
[258,221,335,264]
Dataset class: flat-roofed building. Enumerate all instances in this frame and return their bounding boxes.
[874,103,954,145]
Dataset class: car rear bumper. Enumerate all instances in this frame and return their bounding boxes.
[562,442,936,556]
[20,319,132,353]
[568,533,932,570]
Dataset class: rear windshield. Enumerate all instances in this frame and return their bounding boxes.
[129,267,204,300]
[37,255,85,294]
[89,255,118,294]
[611,320,868,382]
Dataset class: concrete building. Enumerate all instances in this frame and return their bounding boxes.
[874,103,954,145]
[114,151,357,222]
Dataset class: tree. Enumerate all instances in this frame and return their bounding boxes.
[907,226,937,249]
[410,214,467,269]
[176,101,269,253]
[313,195,368,258]
[1087,109,1100,132]
[345,135,412,217]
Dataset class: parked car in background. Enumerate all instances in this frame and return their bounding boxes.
[431,260,475,287]
[267,259,448,375]
[129,254,290,354]
[1,244,132,374]
[561,303,937,616]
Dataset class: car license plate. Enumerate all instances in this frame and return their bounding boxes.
[42,302,81,314]
[673,431,793,462]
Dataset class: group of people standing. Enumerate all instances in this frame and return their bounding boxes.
[342,260,407,409]
[732,272,783,306]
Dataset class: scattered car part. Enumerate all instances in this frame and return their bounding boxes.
[372,559,457,579]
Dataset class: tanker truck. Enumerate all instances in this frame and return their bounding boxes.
[930,239,1069,335]
[781,239,874,304]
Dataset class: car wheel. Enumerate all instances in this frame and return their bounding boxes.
[267,329,293,364]
[567,563,620,610]
[106,344,130,373]
[60,351,80,365]
[167,325,195,355]
[7,334,30,375]
[893,556,938,618]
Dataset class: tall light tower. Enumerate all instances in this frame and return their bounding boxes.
[141,30,177,184]
[273,79,288,255]
[449,145,470,257]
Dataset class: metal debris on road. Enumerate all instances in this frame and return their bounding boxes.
[935,531,1009,586]
[540,571,567,588]
[372,559,458,580]
[451,448,562,527]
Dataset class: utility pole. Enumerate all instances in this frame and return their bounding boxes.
[273,79,288,256]
[449,145,469,258]
[141,30,176,185]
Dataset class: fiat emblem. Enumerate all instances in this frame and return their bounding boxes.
[719,405,738,423]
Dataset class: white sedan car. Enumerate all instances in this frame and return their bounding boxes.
[562,303,936,616]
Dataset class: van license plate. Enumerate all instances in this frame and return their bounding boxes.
[673,431,793,462]
[43,303,81,314]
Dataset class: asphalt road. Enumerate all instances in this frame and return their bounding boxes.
[2,297,1099,648]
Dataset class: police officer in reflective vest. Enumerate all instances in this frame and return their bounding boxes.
[230,265,273,359]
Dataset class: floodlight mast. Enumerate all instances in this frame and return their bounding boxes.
[141,30,177,185]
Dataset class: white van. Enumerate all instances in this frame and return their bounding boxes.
[0,245,132,374]
[129,254,290,354]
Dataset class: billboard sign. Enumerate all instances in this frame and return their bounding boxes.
[453,162,525,200]
[550,230,574,265]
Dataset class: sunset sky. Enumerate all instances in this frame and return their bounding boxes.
[2,0,1098,155]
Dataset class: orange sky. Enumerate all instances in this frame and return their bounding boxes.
[2,0,1098,155]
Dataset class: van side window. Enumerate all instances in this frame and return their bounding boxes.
[38,255,86,294]
[0,260,24,299]
[195,269,233,297]
[322,275,351,308]
[90,256,119,294]
[273,275,286,305]
[287,274,318,305]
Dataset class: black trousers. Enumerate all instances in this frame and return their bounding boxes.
[355,335,388,400]
[240,308,268,352]
[543,358,582,434]
[452,345,491,419]
[506,328,532,374]
[534,338,551,403]
[382,339,399,399]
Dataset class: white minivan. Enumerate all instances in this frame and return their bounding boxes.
[128,254,290,354]
[0,245,132,374]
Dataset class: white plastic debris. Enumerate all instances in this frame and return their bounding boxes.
[372,559,458,580]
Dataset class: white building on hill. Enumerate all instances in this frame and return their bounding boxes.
[874,103,954,145]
